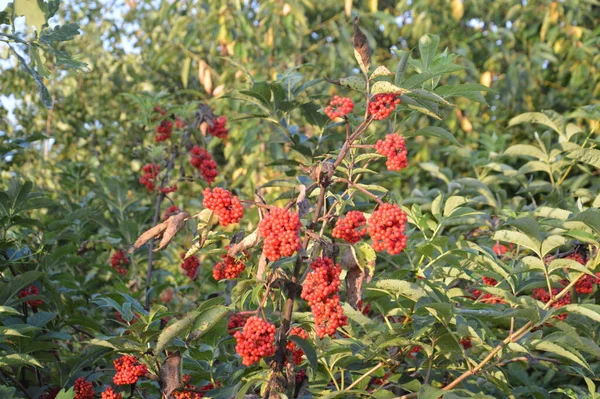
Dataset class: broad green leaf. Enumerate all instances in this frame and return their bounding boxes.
[434,83,491,104]
[419,384,445,399]
[493,230,540,256]
[533,206,571,220]
[55,388,75,399]
[181,57,191,89]
[14,0,45,31]
[404,126,460,146]
[371,80,408,95]
[339,76,366,91]
[567,148,600,169]
[156,311,199,352]
[562,304,600,323]
[0,353,43,368]
[504,144,547,161]
[342,302,375,327]
[443,196,468,217]
[508,111,566,137]
[370,65,394,80]
[371,280,426,301]
[394,49,411,86]
[188,305,228,341]
[508,217,542,243]
[288,335,317,372]
[418,34,440,71]
[39,23,81,44]
[541,235,569,257]
[402,63,464,89]
[353,242,376,274]
[531,340,590,371]
[0,306,21,316]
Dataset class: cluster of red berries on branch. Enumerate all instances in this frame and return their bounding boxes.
[19,285,43,309]
[492,243,513,256]
[408,345,422,358]
[113,355,148,385]
[227,313,250,336]
[139,163,160,192]
[301,257,348,338]
[296,369,307,385]
[164,205,180,220]
[481,276,497,286]
[368,93,401,120]
[375,134,408,171]
[155,119,174,142]
[367,203,408,255]
[531,287,571,320]
[203,187,244,226]
[181,253,200,279]
[74,377,94,399]
[324,96,354,120]
[332,211,366,244]
[159,184,178,194]
[357,299,372,315]
[460,337,473,349]
[109,249,129,275]
[208,116,229,139]
[213,254,245,280]
[258,207,302,261]
[101,387,122,399]
[562,253,600,294]
[174,375,218,399]
[470,277,506,304]
[153,105,167,116]
[286,326,309,364]
[189,146,218,184]
[234,316,277,366]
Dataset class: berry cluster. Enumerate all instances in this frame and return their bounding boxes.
[155,119,174,142]
[375,134,408,171]
[190,146,218,183]
[234,316,276,366]
[408,345,422,358]
[159,184,178,194]
[301,257,347,338]
[203,187,244,226]
[357,299,372,315]
[164,205,180,220]
[110,249,129,275]
[258,208,302,261]
[324,96,354,120]
[74,377,94,399]
[563,253,600,294]
[470,289,506,305]
[460,337,472,349]
[139,163,160,192]
[481,276,497,286]
[531,287,571,320]
[227,313,250,336]
[208,116,229,139]
[286,326,309,364]
[153,105,167,116]
[296,369,307,385]
[181,253,200,279]
[492,243,509,256]
[368,93,401,120]
[113,355,148,385]
[173,375,217,399]
[332,211,366,244]
[101,387,122,399]
[368,203,408,255]
[19,285,43,309]
[213,255,245,280]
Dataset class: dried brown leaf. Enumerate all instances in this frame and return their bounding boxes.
[160,351,181,399]
[129,212,190,254]
[353,17,371,75]
[228,229,261,257]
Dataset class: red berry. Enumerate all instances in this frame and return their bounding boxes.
[408,345,422,358]
[113,355,148,385]
[101,387,123,399]
[375,134,408,171]
[234,316,277,366]
[139,163,160,192]
[301,257,348,338]
[18,285,43,309]
[227,313,250,336]
[208,116,229,139]
[460,337,472,349]
[482,276,497,286]
[203,187,244,226]
[213,255,245,280]
[164,205,180,220]
[181,253,200,279]
[258,208,302,261]
[74,377,94,399]
[110,249,129,275]
[324,96,354,120]
[367,203,407,255]
[531,287,571,320]
[492,243,509,256]
[368,93,401,120]
[155,119,174,142]
[332,211,366,244]
[286,326,309,364]
[189,146,218,183]
[174,375,218,399]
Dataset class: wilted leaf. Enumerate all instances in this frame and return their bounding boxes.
[160,352,181,399]
[353,17,371,75]
[129,211,190,253]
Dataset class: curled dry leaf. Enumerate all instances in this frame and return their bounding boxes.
[353,17,371,76]
[228,229,260,257]
[160,351,181,399]
[129,211,190,253]
[341,246,369,308]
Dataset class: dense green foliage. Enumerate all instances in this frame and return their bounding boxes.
[1,1,600,399]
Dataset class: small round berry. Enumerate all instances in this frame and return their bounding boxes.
[101,387,123,399]
[18,285,43,309]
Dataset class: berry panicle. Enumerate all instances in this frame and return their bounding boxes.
[181,252,200,279]
[324,96,354,120]
[19,285,43,309]
[234,316,276,366]
[375,134,408,171]
[113,355,148,385]
[203,187,244,226]
[258,207,301,261]
[110,249,129,275]
[368,93,401,120]
[332,210,366,244]
[189,146,218,184]
[368,203,408,255]
[213,254,245,280]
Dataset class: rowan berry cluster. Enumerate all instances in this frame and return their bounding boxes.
[368,203,408,255]
[286,326,309,364]
[164,205,180,220]
[153,105,167,116]
[181,253,200,279]
[234,316,276,366]
[173,375,217,399]
[375,134,408,171]
[208,116,229,139]
[213,254,245,280]
[296,369,307,385]
[368,93,401,120]
[324,96,354,120]
[470,289,506,305]
[139,163,160,192]
[227,313,250,335]
[101,387,122,399]
[203,187,244,226]
[110,249,129,275]
[155,119,174,142]
[481,276,497,286]
[159,184,178,194]
[74,377,94,399]
[460,337,472,349]
[357,299,372,315]
[189,146,218,183]
[492,243,509,256]
[19,285,42,309]
[332,211,366,244]
[408,345,422,358]
[301,257,347,337]
[531,287,571,320]
[258,207,302,261]
[113,355,147,385]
